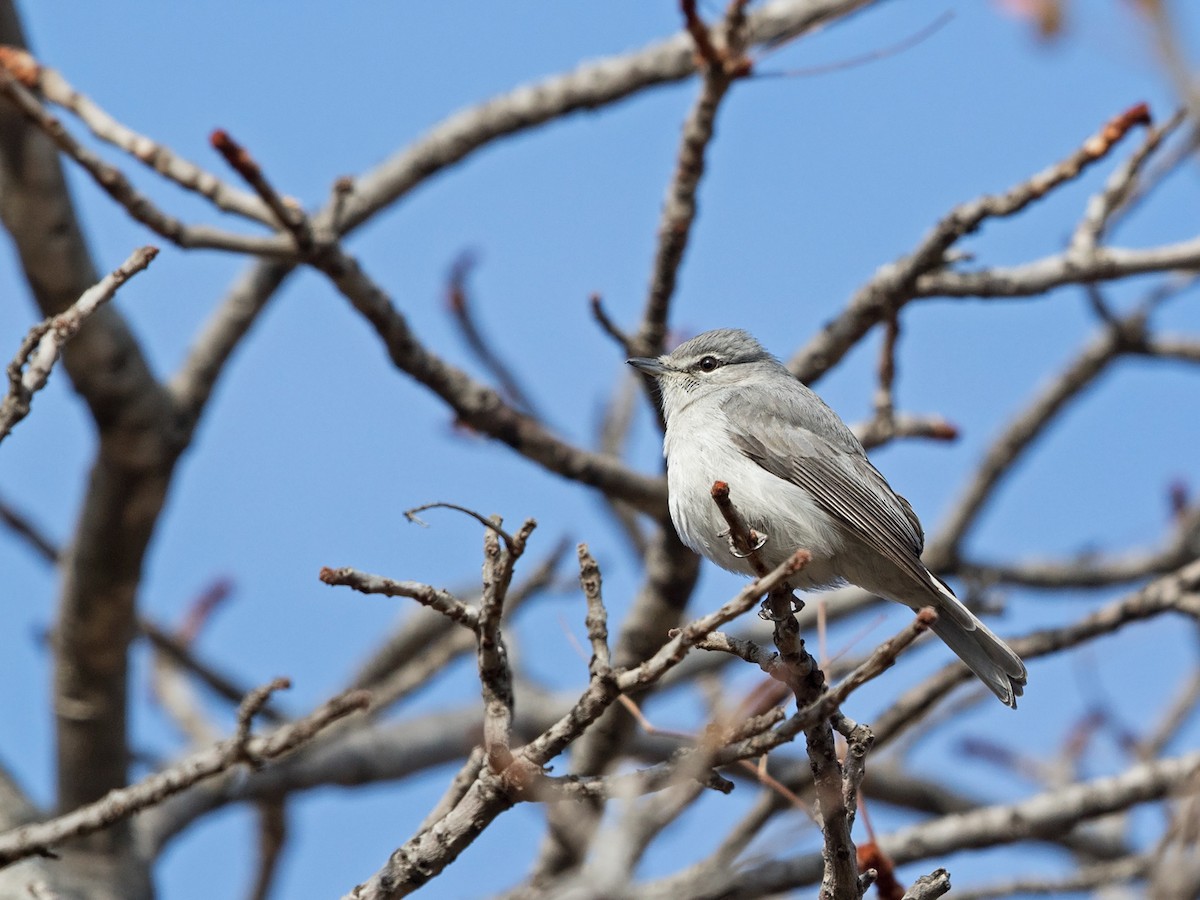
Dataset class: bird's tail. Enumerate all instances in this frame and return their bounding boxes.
[926,578,1027,708]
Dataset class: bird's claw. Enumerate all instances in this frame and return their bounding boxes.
[756,591,804,621]
[718,527,768,558]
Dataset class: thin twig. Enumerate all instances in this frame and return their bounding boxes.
[141,618,288,726]
[577,544,612,676]
[0,67,293,256]
[247,799,288,900]
[0,46,273,225]
[0,683,369,867]
[0,246,158,443]
[589,293,632,355]
[707,482,857,900]
[0,494,60,563]
[790,102,1153,383]
[445,251,543,419]
[402,501,522,553]
[479,519,517,773]
[630,0,752,362]
[854,412,958,452]
[1071,107,1188,256]
[210,129,314,254]
[755,12,954,79]
[319,567,479,630]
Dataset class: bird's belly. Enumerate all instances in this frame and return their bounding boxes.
[665,436,844,588]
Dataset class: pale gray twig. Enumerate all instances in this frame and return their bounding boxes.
[789,102,1152,383]
[0,246,158,443]
[0,68,293,257]
[631,0,751,363]
[478,519,520,773]
[0,683,368,868]
[950,856,1149,900]
[320,567,479,630]
[1070,108,1188,256]
[873,558,1200,749]
[637,752,1200,898]
[901,868,951,900]
[0,46,272,225]
[929,309,1150,561]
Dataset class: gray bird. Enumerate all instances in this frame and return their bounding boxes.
[628,328,1027,707]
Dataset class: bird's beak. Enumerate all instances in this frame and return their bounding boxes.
[627,356,668,376]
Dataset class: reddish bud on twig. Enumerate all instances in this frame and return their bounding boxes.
[680,0,722,70]
[928,420,959,441]
[1082,102,1151,158]
[0,46,41,87]
[209,129,262,180]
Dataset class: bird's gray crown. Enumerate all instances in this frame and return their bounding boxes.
[664,328,777,369]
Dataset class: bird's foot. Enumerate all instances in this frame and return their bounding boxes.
[757,589,803,621]
[718,527,768,558]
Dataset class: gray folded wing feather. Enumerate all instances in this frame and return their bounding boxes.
[723,396,952,609]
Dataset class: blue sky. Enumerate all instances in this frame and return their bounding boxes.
[2,2,1199,897]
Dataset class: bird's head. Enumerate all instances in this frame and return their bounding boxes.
[627,328,782,417]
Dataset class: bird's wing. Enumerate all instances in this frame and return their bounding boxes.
[725,398,938,600]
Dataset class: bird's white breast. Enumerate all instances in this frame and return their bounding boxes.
[663,402,844,588]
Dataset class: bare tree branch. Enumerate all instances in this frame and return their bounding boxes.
[873,558,1200,749]
[638,751,1200,898]
[0,492,60,563]
[0,45,272,225]
[1070,108,1188,256]
[957,505,1200,589]
[0,683,368,869]
[318,246,668,514]
[710,479,855,898]
[344,550,803,900]
[445,252,544,419]
[3,3,1199,897]
[949,856,1149,900]
[329,0,878,236]
[929,309,1150,562]
[629,0,751,362]
[320,566,480,630]
[1,246,158,442]
[0,68,294,257]
[789,102,1153,384]
[914,237,1200,297]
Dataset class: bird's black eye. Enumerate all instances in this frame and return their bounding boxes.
[696,355,721,372]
